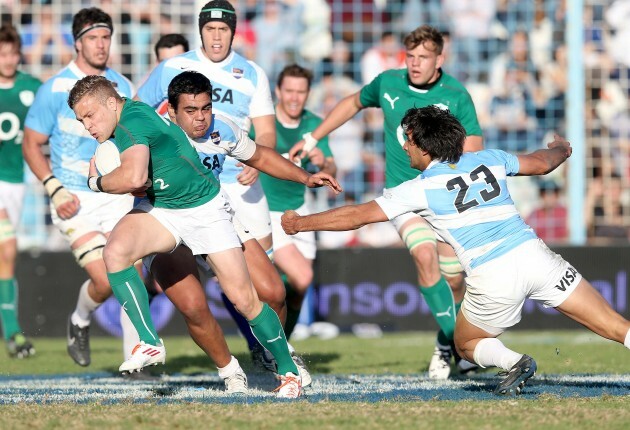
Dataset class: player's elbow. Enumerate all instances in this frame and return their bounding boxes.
[127,170,149,189]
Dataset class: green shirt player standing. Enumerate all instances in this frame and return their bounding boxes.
[289,25,482,379]
[68,75,304,398]
[0,23,40,358]
[257,64,337,340]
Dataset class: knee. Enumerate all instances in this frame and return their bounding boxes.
[255,278,286,309]
[289,267,313,293]
[445,273,466,294]
[102,240,131,270]
[180,300,209,325]
[412,244,438,273]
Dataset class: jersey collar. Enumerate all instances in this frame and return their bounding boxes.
[68,60,108,79]
[197,47,235,67]
[407,68,443,93]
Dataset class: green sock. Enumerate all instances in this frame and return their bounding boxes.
[107,266,160,346]
[436,301,462,346]
[420,276,456,340]
[0,278,21,340]
[249,303,298,375]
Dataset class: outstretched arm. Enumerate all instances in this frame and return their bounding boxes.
[244,145,342,194]
[282,201,388,235]
[517,134,572,176]
[288,91,364,160]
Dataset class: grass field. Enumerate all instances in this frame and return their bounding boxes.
[1,331,629,429]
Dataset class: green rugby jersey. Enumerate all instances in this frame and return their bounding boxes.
[256,109,332,212]
[0,71,41,183]
[114,99,220,209]
[360,68,481,188]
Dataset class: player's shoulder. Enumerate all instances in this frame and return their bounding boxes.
[301,109,324,125]
[437,72,472,96]
[162,49,202,70]
[15,70,42,87]
[212,113,240,140]
[38,64,76,94]
[378,68,407,83]
[104,68,134,94]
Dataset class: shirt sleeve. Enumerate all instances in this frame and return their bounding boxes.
[248,63,275,118]
[24,81,56,136]
[359,73,383,108]
[374,177,428,220]
[136,61,169,108]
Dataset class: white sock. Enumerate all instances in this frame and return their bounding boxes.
[71,280,99,328]
[217,356,240,379]
[120,308,140,360]
[624,329,630,349]
[473,338,523,371]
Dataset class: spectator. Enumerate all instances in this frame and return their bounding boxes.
[525,179,568,244]
[360,31,405,85]
[586,174,630,244]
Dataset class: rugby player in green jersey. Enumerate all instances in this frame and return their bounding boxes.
[0,24,40,358]
[68,75,338,398]
[257,64,337,340]
[289,25,483,379]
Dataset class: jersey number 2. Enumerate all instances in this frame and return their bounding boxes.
[446,165,500,213]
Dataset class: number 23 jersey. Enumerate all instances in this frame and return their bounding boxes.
[375,149,536,273]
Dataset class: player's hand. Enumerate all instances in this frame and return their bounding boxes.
[55,192,81,220]
[236,163,259,186]
[281,210,301,235]
[306,172,342,194]
[547,134,572,157]
[89,156,98,177]
[288,140,306,162]
[307,147,325,168]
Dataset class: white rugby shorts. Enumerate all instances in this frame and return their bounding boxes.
[0,180,25,227]
[270,202,316,260]
[134,192,241,256]
[220,180,271,239]
[50,190,133,245]
[461,238,582,335]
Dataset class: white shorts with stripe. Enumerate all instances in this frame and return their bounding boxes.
[461,238,582,335]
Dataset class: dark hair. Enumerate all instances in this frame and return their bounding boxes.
[72,8,113,41]
[167,71,212,110]
[154,33,189,60]
[403,25,444,54]
[277,64,313,90]
[68,75,121,110]
[0,23,22,51]
[198,0,237,39]
[401,106,465,163]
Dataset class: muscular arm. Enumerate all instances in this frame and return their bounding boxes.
[245,145,341,193]
[250,115,276,149]
[516,135,572,176]
[288,92,364,160]
[100,145,150,193]
[282,201,388,235]
[22,127,53,180]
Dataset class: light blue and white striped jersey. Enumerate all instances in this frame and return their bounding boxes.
[191,113,256,183]
[375,149,537,272]
[137,49,273,183]
[24,61,134,192]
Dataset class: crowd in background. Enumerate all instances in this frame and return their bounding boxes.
[1,0,629,248]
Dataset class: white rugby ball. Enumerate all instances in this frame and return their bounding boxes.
[94,140,121,175]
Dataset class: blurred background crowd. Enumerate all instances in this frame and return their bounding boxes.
[2,0,629,249]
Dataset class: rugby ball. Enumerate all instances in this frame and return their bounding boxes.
[94,140,121,175]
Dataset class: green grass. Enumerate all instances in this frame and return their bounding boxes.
[1,331,629,429]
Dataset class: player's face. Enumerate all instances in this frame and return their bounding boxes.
[73,95,118,143]
[157,45,186,63]
[405,42,444,86]
[76,28,112,70]
[275,76,309,121]
[168,92,212,139]
[201,22,232,63]
[0,42,20,82]
[403,132,430,171]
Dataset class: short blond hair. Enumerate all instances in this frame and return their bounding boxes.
[403,25,444,54]
[68,75,121,110]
